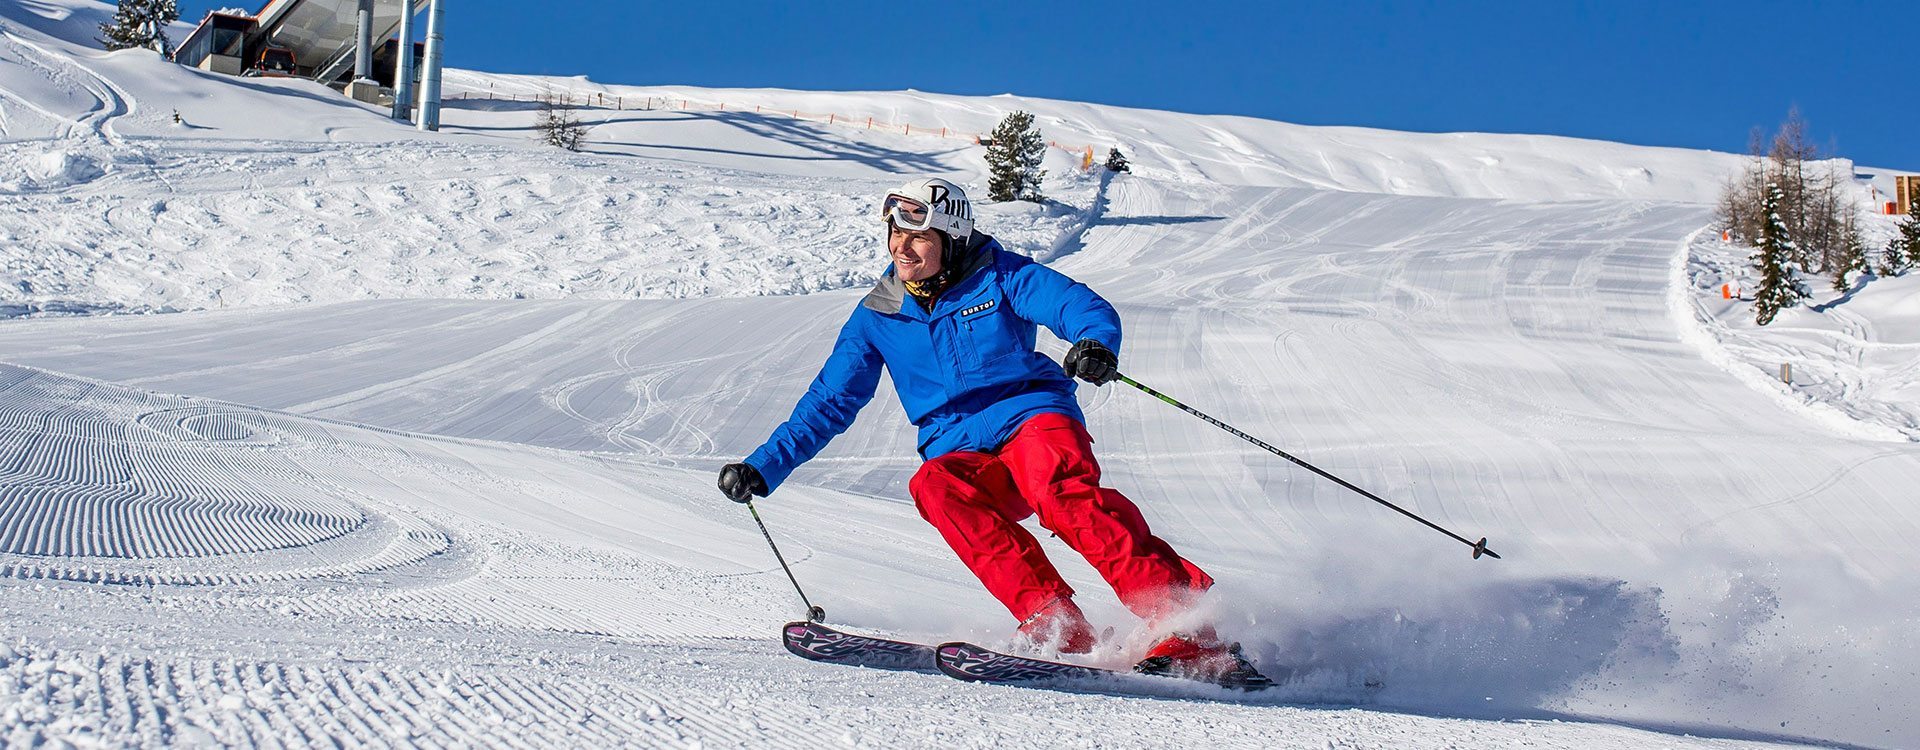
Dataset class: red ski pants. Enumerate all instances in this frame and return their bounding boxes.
[909,412,1212,624]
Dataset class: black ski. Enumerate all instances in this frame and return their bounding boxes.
[935,641,1285,692]
[782,621,937,672]
[935,641,1122,684]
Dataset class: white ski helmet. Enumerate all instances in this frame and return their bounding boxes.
[880,178,973,245]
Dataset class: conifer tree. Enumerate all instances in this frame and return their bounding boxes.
[1899,197,1920,267]
[1104,147,1130,173]
[1751,184,1807,326]
[1831,213,1867,292]
[985,111,1047,203]
[536,95,590,152]
[98,0,178,54]
[1879,240,1912,277]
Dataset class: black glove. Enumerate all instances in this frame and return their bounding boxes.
[1062,339,1118,385]
[718,462,767,503]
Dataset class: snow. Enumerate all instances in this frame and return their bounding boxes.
[1681,223,1920,441]
[3,0,1919,748]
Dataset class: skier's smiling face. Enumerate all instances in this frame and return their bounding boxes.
[888,225,944,282]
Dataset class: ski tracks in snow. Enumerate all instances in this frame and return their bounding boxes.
[0,362,790,628]
[0,361,882,746]
[0,631,840,749]
[0,365,460,583]
[2,29,133,146]
[0,25,126,143]
[0,23,153,199]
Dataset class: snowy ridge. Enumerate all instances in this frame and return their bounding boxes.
[5,0,1920,747]
[445,70,1759,203]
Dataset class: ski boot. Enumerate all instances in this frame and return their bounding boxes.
[1134,630,1275,690]
[1014,597,1098,655]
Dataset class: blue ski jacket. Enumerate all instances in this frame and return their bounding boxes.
[745,233,1121,493]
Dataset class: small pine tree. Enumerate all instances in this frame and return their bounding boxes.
[536,97,590,152]
[1751,184,1808,326]
[985,111,1047,203]
[1104,147,1130,173]
[98,0,178,54]
[1830,214,1867,292]
[1879,240,1912,277]
[1899,198,1920,267]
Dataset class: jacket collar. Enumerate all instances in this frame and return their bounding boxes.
[863,232,998,316]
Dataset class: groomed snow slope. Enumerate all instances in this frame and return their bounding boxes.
[4,1,1918,748]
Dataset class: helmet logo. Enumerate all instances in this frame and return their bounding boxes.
[926,184,970,222]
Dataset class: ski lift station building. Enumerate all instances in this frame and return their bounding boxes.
[174,0,424,87]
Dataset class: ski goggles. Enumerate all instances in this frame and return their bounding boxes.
[880,194,933,231]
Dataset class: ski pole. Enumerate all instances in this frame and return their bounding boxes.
[745,499,828,621]
[1114,372,1500,560]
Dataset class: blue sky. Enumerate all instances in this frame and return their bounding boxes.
[188,0,1917,169]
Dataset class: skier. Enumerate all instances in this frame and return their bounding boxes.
[718,178,1266,685]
